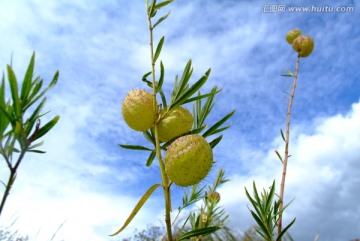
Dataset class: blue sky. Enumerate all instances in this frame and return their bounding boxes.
[0,0,359,240]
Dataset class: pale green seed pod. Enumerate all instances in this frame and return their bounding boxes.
[157,106,193,142]
[292,35,314,57]
[286,29,302,44]
[165,134,213,187]
[122,89,157,131]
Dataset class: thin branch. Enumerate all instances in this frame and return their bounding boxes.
[146,4,173,241]
[277,54,301,237]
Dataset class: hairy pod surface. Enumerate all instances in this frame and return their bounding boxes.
[286,29,302,44]
[157,106,194,142]
[122,89,157,131]
[165,134,213,187]
[292,35,314,57]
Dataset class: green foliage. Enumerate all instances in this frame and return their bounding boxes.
[245,181,295,241]
[176,169,232,241]
[0,52,59,216]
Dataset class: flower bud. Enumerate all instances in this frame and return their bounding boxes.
[207,191,221,204]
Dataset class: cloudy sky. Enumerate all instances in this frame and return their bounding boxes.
[0,0,359,240]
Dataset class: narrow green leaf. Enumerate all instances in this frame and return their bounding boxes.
[154,36,165,62]
[145,151,156,167]
[0,74,6,107]
[29,141,44,150]
[182,90,220,105]
[171,60,192,103]
[203,109,235,138]
[280,129,285,142]
[25,97,47,136]
[0,76,11,134]
[142,71,153,88]
[24,77,42,108]
[119,144,153,151]
[189,125,207,135]
[153,11,170,29]
[7,65,21,119]
[206,126,230,137]
[156,61,165,92]
[28,149,46,154]
[147,0,157,17]
[23,70,59,111]
[265,181,276,213]
[143,130,155,145]
[21,52,35,101]
[275,150,283,163]
[252,182,262,210]
[159,89,167,108]
[110,183,162,236]
[154,0,173,10]
[208,135,222,149]
[178,226,221,241]
[170,68,210,109]
[249,210,272,240]
[245,187,263,219]
[277,218,296,241]
[32,115,60,141]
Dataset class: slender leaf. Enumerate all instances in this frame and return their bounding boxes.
[205,126,230,137]
[25,97,47,136]
[153,11,170,29]
[110,183,162,236]
[32,115,59,141]
[146,151,156,166]
[277,218,296,241]
[208,135,222,149]
[178,226,221,240]
[142,71,153,88]
[156,61,165,92]
[23,70,59,111]
[189,125,207,135]
[170,68,210,109]
[147,0,157,17]
[203,109,235,138]
[28,149,46,154]
[154,0,173,10]
[21,52,35,101]
[143,130,155,145]
[265,181,276,213]
[159,89,167,108]
[28,140,44,149]
[171,60,192,103]
[24,77,42,107]
[280,129,285,142]
[182,90,220,106]
[0,77,11,134]
[154,36,165,62]
[275,150,283,163]
[7,65,21,119]
[249,210,272,240]
[119,144,153,151]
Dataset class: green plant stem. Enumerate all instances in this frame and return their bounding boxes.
[278,55,300,237]
[147,13,173,241]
